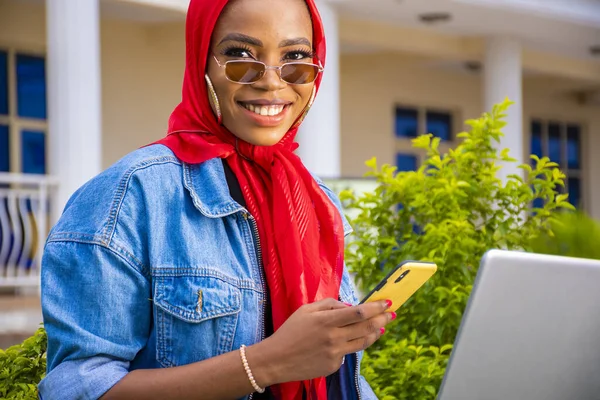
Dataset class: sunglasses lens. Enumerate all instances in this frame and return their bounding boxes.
[281,64,320,84]
[225,61,265,83]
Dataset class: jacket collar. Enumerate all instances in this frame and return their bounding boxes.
[181,157,353,236]
[183,158,245,218]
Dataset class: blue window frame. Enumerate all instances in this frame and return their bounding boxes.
[0,50,8,116]
[426,110,452,141]
[548,122,561,167]
[568,177,581,208]
[396,153,418,172]
[395,107,418,138]
[1,52,48,174]
[0,125,8,172]
[530,120,583,209]
[21,130,46,174]
[530,120,542,163]
[566,125,581,170]
[16,54,47,119]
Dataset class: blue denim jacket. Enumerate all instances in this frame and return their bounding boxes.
[38,144,377,400]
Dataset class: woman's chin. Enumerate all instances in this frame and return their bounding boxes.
[228,126,290,147]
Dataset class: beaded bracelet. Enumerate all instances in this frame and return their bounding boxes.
[240,345,266,394]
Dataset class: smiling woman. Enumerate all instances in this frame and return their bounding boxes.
[206,0,317,145]
[38,1,386,400]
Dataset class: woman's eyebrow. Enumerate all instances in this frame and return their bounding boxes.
[217,33,311,49]
[279,37,311,47]
[218,33,263,47]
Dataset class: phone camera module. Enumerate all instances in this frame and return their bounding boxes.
[395,269,410,283]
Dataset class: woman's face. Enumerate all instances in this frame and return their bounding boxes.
[207,0,316,146]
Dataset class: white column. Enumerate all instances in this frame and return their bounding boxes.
[46,0,102,221]
[483,37,524,181]
[297,0,341,179]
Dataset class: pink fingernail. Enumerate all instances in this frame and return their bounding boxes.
[390,312,397,320]
[385,300,393,309]
[344,302,353,307]
[380,327,386,335]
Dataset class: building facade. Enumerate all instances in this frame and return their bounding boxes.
[1,0,599,220]
[0,0,599,343]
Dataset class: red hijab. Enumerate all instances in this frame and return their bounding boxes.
[153,0,345,398]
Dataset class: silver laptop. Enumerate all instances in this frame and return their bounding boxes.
[438,250,600,400]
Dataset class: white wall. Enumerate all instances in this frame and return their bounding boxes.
[101,21,185,167]
[340,53,482,176]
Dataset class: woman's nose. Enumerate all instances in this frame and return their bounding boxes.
[253,66,287,91]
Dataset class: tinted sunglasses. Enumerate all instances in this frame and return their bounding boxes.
[212,55,323,85]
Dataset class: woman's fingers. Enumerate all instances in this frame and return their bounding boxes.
[304,297,351,312]
[342,312,393,342]
[324,300,390,327]
[343,327,385,354]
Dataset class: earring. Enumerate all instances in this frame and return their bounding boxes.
[292,87,316,129]
[205,74,223,125]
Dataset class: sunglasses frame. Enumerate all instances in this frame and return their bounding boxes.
[212,55,323,85]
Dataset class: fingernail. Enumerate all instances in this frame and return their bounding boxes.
[385,300,393,309]
[344,302,353,307]
[380,327,386,335]
[390,311,397,320]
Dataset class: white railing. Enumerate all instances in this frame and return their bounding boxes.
[0,173,59,288]
[322,177,378,218]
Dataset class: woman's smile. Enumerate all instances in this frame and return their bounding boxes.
[237,99,293,127]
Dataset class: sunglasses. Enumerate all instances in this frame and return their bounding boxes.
[212,55,323,85]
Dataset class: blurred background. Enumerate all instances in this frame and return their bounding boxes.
[0,0,599,347]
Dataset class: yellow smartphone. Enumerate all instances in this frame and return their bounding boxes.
[360,261,437,312]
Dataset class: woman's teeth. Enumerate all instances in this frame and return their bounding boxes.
[241,103,285,116]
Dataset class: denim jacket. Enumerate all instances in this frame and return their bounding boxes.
[38,144,377,400]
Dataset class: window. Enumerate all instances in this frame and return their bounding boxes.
[396,153,418,172]
[0,51,8,116]
[0,49,47,174]
[426,111,453,141]
[394,105,455,172]
[395,106,453,141]
[21,130,46,174]
[395,108,419,138]
[530,120,583,208]
[16,55,47,120]
[0,125,8,172]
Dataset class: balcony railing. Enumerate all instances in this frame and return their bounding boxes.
[0,173,58,288]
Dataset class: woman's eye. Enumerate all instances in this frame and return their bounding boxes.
[223,47,254,59]
[285,50,313,61]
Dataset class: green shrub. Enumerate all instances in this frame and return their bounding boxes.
[0,327,46,400]
[342,99,573,398]
[529,211,600,260]
[362,331,452,400]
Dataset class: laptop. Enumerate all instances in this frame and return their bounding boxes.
[437,250,600,400]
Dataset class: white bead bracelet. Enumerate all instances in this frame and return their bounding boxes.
[240,345,266,394]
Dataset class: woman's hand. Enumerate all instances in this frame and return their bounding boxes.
[248,298,394,386]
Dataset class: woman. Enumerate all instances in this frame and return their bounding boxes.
[39,0,393,399]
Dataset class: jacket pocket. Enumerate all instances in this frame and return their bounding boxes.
[154,273,242,367]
